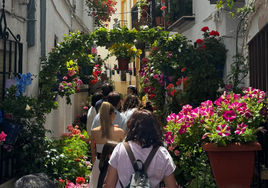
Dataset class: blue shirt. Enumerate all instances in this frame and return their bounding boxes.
[91,109,127,132]
[95,98,108,113]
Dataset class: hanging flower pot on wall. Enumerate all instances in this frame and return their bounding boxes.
[202,142,262,188]
[116,70,120,74]
[1,119,23,144]
[117,58,129,70]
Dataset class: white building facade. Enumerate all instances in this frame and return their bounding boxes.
[0,0,94,138]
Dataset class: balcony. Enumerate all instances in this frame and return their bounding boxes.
[113,19,128,29]
[166,0,195,32]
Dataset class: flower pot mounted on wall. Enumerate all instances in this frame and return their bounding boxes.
[202,142,262,188]
[1,119,24,144]
[118,58,129,70]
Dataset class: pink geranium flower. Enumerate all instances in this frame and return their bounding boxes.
[166,113,178,122]
[216,124,230,137]
[178,125,187,134]
[235,123,247,135]
[222,110,236,122]
[0,131,7,142]
[165,132,174,144]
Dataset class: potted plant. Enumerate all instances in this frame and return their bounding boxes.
[108,43,142,70]
[85,0,117,26]
[138,0,149,18]
[155,3,164,27]
[0,73,37,144]
[165,87,268,188]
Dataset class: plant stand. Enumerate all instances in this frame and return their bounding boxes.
[202,142,262,188]
[118,58,129,70]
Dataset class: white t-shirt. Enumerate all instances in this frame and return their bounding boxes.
[109,141,176,188]
[122,108,137,122]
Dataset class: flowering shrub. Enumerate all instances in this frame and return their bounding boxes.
[58,177,89,188]
[108,43,142,62]
[73,106,90,131]
[201,87,267,146]
[185,26,227,104]
[58,77,83,104]
[44,125,91,183]
[0,73,39,124]
[166,87,268,147]
[86,0,117,26]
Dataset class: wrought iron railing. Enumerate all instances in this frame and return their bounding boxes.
[0,0,23,184]
[248,22,268,187]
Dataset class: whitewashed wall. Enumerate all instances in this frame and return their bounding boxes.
[1,0,94,138]
[44,0,94,138]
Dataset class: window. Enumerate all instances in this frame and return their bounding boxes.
[248,23,268,92]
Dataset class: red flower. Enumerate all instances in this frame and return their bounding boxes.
[196,39,203,44]
[142,58,147,63]
[75,158,80,162]
[176,78,182,86]
[160,6,167,10]
[76,177,85,185]
[80,155,83,158]
[181,67,186,72]
[167,84,174,90]
[171,89,176,96]
[183,77,188,82]
[201,45,206,49]
[201,26,209,32]
[152,46,158,51]
[58,179,65,183]
[161,0,165,2]
[68,149,72,152]
[166,22,170,26]
[209,30,220,36]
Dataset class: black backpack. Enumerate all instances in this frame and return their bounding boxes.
[119,142,159,188]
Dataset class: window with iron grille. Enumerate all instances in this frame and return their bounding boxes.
[248,23,268,92]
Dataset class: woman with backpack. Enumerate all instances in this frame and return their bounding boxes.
[103,110,178,188]
[89,102,125,188]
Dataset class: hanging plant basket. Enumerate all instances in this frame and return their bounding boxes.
[202,142,262,188]
[116,70,120,74]
[1,119,24,144]
[118,58,130,70]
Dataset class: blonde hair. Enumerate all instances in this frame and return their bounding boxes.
[99,102,115,138]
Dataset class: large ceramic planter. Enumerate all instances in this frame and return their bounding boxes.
[1,119,24,144]
[202,142,262,188]
[118,58,129,70]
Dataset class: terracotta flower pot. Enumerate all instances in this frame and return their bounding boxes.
[202,142,262,188]
[155,17,164,26]
[118,58,129,70]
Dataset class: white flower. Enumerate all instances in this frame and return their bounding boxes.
[25,104,31,111]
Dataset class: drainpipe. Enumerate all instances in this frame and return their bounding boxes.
[27,0,35,47]
[40,0,46,56]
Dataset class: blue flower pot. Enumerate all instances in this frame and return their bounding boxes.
[1,119,23,144]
